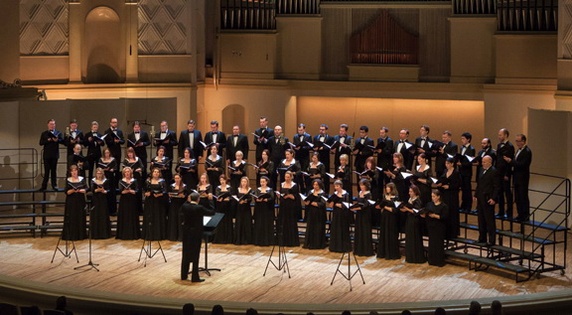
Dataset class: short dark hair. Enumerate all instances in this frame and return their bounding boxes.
[360,125,369,133]
[461,132,472,141]
[421,125,430,133]
[189,192,200,202]
[340,124,349,131]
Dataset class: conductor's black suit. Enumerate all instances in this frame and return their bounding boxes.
[180,200,214,281]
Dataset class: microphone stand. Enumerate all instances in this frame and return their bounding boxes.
[75,192,99,271]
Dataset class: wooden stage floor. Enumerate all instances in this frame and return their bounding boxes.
[0,234,571,315]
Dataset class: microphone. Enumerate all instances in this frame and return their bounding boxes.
[65,126,70,138]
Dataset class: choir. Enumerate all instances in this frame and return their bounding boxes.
[51,118,532,268]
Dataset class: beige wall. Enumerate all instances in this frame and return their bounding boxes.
[0,1,19,83]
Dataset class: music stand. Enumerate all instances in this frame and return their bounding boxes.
[263,221,291,278]
[138,197,167,267]
[198,212,224,276]
[75,203,99,271]
[51,237,79,263]
[330,250,365,291]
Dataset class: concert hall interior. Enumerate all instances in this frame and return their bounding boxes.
[1,0,572,315]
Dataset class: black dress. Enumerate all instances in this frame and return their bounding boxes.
[116,178,140,240]
[176,158,198,190]
[256,160,275,189]
[234,189,253,245]
[197,184,213,210]
[305,162,326,194]
[213,185,234,244]
[425,202,449,267]
[151,156,172,184]
[390,165,409,232]
[302,190,327,249]
[403,197,426,264]
[353,191,374,256]
[167,183,187,241]
[328,190,351,253]
[122,157,144,212]
[229,160,247,193]
[205,155,224,191]
[90,178,111,239]
[277,182,301,247]
[412,165,432,205]
[335,165,352,198]
[143,179,168,241]
[253,187,276,246]
[439,169,461,239]
[62,177,87,241]
[98,158,118,214]
[377,195,401,259]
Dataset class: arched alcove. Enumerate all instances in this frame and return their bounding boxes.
[82,7,124,83]
[222,104,246,135]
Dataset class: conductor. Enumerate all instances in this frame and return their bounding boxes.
[181,192,215,282]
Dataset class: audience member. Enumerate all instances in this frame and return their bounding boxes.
[212,304,224,315]
[491,300,504,315]
[469,300,481,315]
[182,303,195,315]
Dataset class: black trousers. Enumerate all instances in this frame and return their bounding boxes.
[460,173,473,211]
[497,176,513,217]
[181,231,202,280]
[42,157,58,188]
[477,197,496,244]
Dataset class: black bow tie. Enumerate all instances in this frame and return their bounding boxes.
[135,132,140,134]
[234,135,238,138]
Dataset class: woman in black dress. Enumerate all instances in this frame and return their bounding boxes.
[116,167,140,240]
[234,176,253,245]
[384,152,409,232]
[98,148,117,215]
[62,165,87,241]
[423,189,449,267]
[352,178,374,256]
[123,147,144,213]
[412,153,432,205]
[305,152,325,194]
[167,173,187,241]
[377,183,401,260]
[143,168,167,241]
[229,150,247,193]
[255,149,274,189]
[434,157,461,239]
[277,171,301,247]
[335,154,352,198]
[176,147,198,191]
[253,176,275,246]
[90,167,111,239]
[328,180,351,253]
[361,157,380,227]
[197,173,214,210]
[151,146,171,185]
[213,174,234,244]
[278,149,301,184]
[205,145,224,192]
[303,179,326,249]
[400,185,426,264]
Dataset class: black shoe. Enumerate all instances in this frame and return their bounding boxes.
[191,278,205,283]
[52,186,59,191]
[39,187,47,192]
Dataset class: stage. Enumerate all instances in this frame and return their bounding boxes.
[1,233,572,315]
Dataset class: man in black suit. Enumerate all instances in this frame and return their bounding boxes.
[268,125,289,189]
[474,155,500,245]
[178,120,203,161]
[127,121,150,180]
[504,134,532,221]
[376,126,394,187]
[180,192,215,282]
[292,123,312,172]
[473,138,497,183]
[253,116,274,162]
[63,119,84,164]
[226,125,249,163]
[85,121,104,181]
[313,124,335,192]
[435,130,458,177]
[458,132,476,212]
[332,124,353,171]
[352,125,374,179]
[496,128,515,219]
[39,119,64,190]
[204,120,226,159]
[154,120,178,169]
[393,129,414,170]
[414,125,434,165]
[104,117,125,185]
